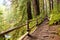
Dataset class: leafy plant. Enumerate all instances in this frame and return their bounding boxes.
[49,9,60,25]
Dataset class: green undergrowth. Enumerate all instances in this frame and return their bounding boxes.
[0,0,45,40]
[0,16,44,40]
[49,9,60,25]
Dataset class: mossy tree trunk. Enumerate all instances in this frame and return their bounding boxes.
[32,0,40,16]
[57,0,60,12]
[49,0,53,11]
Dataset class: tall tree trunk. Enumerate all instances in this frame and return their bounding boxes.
[32,0,40,16]
[57,0,60,12]
[57,0,60,5]
[35,0,40,15]
[27,0,32,20]
[43,0,48,20]
[49,0,53,10]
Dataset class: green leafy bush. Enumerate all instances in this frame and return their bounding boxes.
[49,10,60,25]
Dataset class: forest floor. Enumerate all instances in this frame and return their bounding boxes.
[23,19,60,40]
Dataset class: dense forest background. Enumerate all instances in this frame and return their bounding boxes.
[0,0,60,40]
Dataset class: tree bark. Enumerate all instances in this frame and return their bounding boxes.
[27,0,32,20]
[32,0,40,16]
[49,0,53,10]
[57,0,60,12]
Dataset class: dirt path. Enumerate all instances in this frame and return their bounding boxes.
[23,20,60,40]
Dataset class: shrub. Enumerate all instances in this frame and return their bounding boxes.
[49,10,60,25]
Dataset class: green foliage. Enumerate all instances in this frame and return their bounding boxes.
[49,9,60,25]
[0,10,3,15]
[0,37,4,40]
[56,26,60,36]
[0,0,45,40]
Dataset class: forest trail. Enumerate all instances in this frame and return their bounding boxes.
[23,19,60,40]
